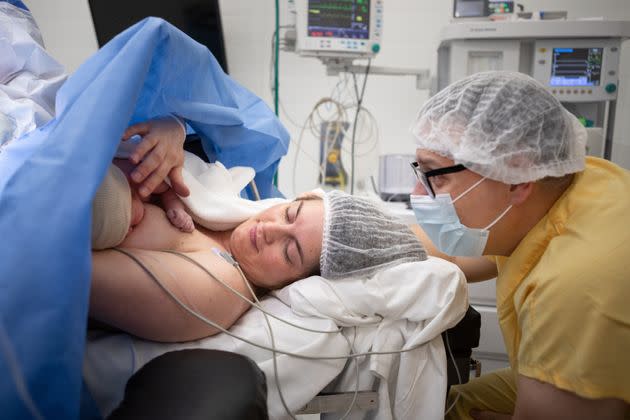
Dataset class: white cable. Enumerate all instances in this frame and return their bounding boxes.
[349,62,371,195]
[338,327,360,420]
[113,248,450,417]
[284,75,380,194]
[237,262,296,419]
[113,248,429,359]
[265,24,363,416]
[444,331,462,416]
[340,106,379,157]
[279,98,308,130]
[291,110,325,196]
[235,262,360,420]
[190,250,363,420]
[275,53,379,194]
[291,98,347,195]
[112,248,440,418]
[127,249,431,413]
[162,250,345,334]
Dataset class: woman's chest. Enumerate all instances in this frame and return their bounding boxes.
[120,203,215,251]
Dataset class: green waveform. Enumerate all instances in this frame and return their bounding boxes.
[310,5,354,12]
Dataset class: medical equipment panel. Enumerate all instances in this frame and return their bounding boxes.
[295,0,382,58]
[453,0,514,19]
[532,39,620,102]
[487,0,514,15]
[319,121,349,188]
[437,20,630,168]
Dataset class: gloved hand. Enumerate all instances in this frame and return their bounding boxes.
[121,116,190,198]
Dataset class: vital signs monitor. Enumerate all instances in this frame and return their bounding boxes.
[295,0,383,58]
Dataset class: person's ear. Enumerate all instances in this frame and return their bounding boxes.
[508,182,534,206]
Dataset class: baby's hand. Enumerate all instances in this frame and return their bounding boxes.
[166,208,194,233]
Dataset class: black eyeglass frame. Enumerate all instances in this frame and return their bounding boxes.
[410,162,467,198]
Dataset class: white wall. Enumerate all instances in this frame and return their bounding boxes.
[23,0,630,196]
[23,0,98,71]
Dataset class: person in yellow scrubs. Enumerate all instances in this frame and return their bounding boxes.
[409,71,630,419]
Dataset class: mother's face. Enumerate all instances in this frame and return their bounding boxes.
[230,199,324,289]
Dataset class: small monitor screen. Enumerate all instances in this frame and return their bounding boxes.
[550,48,603,87]
[454,0,485,18]
[307,0,370,39]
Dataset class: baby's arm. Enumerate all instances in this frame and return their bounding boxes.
[161,189,194,233]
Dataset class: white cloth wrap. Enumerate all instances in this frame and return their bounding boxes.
[176,151,286,230]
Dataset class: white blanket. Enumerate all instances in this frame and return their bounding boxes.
[280,257,468,420]
[84,257,468,420]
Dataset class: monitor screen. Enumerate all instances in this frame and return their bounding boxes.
[453,0,486,18]
[307,0,370,39]
[550,48,603,87]
[88,0,228,73]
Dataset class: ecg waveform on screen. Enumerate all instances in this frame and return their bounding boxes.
[307,0,370,39]
[550,48,603,87]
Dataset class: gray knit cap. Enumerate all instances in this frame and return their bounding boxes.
[320,190,427,280]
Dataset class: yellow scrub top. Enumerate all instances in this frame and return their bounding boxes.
[495,156,630,402]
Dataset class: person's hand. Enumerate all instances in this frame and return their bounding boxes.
[470,409,511,420]
[121,117,190,198]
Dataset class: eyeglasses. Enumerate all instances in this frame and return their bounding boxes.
[410,161,467,198]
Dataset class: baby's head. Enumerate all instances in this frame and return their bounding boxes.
[92,164,146,250]
[112,159,146,227]
[92,165,133,250]
[230,190,426,289]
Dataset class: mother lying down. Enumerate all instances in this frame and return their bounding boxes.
[90,147,426,343]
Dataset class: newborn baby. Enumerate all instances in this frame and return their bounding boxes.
[113,158,193,234]
[91,160,193,250]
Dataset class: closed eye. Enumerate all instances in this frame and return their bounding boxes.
[284,243,292,265]
[283,201,305,267]
[283,206,293,264]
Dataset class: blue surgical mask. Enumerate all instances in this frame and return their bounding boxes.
[410,178,512,257]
